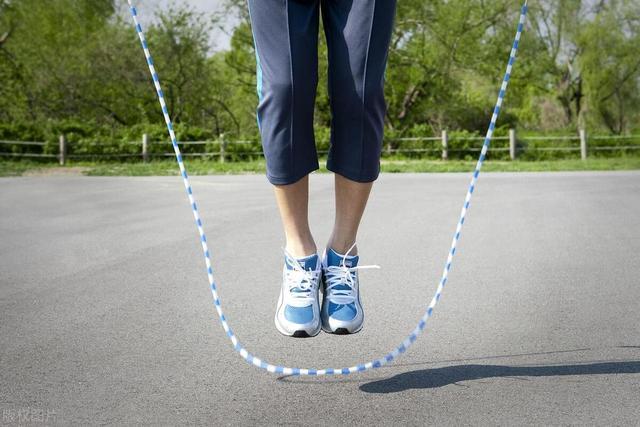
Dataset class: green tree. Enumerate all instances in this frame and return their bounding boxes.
[2,0,640,144]
[578,0,640,133]
[146,5,216,125]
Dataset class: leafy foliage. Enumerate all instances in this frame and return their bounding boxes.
[0,0,639,148]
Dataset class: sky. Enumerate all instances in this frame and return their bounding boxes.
[133,0,236,52]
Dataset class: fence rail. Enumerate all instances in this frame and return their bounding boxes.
[1,129,639,165]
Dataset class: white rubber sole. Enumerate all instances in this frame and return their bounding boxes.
[320,309,364,335]
[274,289,321,338]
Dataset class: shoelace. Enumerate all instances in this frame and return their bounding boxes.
[324,242,381,305]
[283,249,321,302]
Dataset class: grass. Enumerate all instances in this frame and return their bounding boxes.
[1,157,640,177]
[379,157,640,173]
[0,160,57,176]
[87,159,268,176]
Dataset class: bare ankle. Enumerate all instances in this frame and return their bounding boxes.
[327,238,358,256]
[285,239,317,258]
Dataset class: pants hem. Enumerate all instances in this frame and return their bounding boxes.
[325,161,380,183]
[266,162,320,186]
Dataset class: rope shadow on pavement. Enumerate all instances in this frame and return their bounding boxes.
[276,348,596,383]
[359,360,640,393]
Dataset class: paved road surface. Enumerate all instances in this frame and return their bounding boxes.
[1,172,639,425]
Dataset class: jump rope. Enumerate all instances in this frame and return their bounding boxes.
[127,1,528,376]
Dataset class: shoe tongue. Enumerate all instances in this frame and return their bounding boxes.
[285,253,319,271]
[326,247,359,268]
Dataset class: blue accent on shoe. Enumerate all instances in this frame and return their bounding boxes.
[326,247,358,268]
[285,253,319,271]
[328,301,357,321]
[284,305,314,324]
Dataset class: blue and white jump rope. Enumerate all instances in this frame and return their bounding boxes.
[127,1,528,376]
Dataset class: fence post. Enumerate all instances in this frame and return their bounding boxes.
[58,134,66,166]
[579,129,587,160]
[509,128,516,160]
[219,133,227,163]
[142,133,149,163]
[441,130,448,160]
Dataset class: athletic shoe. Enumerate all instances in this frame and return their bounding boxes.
[274,250,322,338]
[320,244,380,334]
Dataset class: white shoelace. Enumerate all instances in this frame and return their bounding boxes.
[324,242,381,305]
[283,249,321,303]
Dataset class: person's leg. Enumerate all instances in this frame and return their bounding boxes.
[327,174,372,256]
[247,0,323,337]
[273,175,317,258]
[319,0,397,334]
[321,0,397,255]
[247,0,321,255]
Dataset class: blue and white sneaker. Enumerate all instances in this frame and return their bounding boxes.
[321,244,380,335]
[274,250,322,338]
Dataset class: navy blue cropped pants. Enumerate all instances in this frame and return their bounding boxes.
[247,0,397,185]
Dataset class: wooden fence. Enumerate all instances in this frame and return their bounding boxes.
[1,129,639,165]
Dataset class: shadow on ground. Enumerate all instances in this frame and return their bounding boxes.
[359,360,640,393]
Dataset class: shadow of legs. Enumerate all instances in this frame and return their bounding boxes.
[360,361,640,393]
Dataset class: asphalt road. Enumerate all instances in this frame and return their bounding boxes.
[1,171,639,425]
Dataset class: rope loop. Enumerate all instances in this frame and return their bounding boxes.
[126,0,529,376]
